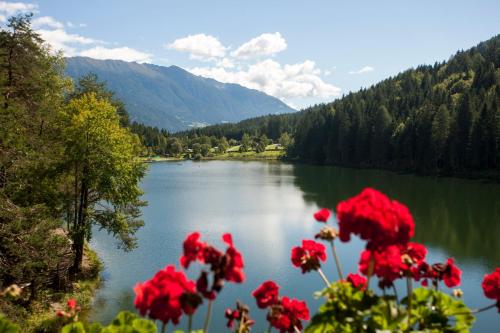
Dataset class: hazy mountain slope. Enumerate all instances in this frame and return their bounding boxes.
[65,57,295,131]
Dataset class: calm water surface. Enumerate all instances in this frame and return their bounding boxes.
[90,161,500,332]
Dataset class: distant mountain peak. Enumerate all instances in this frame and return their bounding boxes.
[65,57,295,131]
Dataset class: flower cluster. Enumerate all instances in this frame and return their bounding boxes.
[134,265,201,325]
[411,258,462,288]
[291,239,327,273]
[333,188,463,290]
[346,273,367,290]
[482,268,500,311]
[336,188,414,248]
[181,232,245,300]
[253,281,310,333]
[225,301,255,332]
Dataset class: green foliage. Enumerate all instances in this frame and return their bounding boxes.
[408,288,474,332]
[306,283,475,333]
[62,312,156,333]
[0,314,19,333]
[306,282,378,332]
[62,93,146,271]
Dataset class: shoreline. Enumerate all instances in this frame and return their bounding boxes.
[143,155,500,183]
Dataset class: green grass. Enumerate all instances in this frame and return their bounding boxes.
[205,149,284,160]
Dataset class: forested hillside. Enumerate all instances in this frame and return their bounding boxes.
[290,35,500,174]
[180,35,500,175]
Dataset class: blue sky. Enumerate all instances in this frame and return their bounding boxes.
[1,0,499,108]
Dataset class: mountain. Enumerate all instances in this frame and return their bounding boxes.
[64,57,295,131]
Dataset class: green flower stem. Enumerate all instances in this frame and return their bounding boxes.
[329,240,344,280]
[161,322,167,333]
[293,325,302,333]
[472,303,497,313]
[237,317,245,333]
[267,322,273,333]
[188,314,192,333]
[452,303,498,315]
[407,276,413,329]
[392,283,400,305]
[317,268,331,287]
[203,300,213,333]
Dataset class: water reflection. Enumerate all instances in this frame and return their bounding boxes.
[292,164,500,267]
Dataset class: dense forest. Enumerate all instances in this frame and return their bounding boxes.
[174,35,500,175]
[0,15,145,329]
[290,35,500,174]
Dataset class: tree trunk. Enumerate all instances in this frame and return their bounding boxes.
[71,230,85,276]
[70,172,88,277]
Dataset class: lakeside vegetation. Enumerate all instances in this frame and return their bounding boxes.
[0,15,145,331]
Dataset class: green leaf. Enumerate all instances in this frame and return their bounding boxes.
[61,322,87,333]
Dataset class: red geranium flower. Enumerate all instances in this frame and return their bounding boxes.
[222,233,245,283]
[134,265,200,325]
[268,297,310,333]
[405,242,427,265]
[443,258,462,288]
[359,245,406,283]
[291,240,327,273]
[313,208,331,222]
[336,188,414,248]
[225,308,241,328]
[347,273,367,290]
[252,281,280,309]
[482,268,500,301]
[180,232,206,269]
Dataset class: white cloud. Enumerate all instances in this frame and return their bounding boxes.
[231,32,286,59]
[216,57,234,68]
[190,59,340,101]
[167,33,226,60]
[79,23,87,28]
[36,28,98,56]
[0,1,37,15]
[79,46,153,63]
[349,65,374,74]
[0,14,6,22]
[32,16,64,29]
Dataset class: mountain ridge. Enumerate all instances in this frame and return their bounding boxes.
[64,57,295,131]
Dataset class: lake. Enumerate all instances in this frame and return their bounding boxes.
[89,160,500,332]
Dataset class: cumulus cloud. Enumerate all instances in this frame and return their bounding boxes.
[190,59,340,101]
[79,46,153,63]
[32,16,64,29]
[0,1,37,15]
[216,57,234,68]
[37,29,92,56]
[37,28,98,56]
[231,32,286,59]
[349,65,374,74]
[167,33,226,60]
